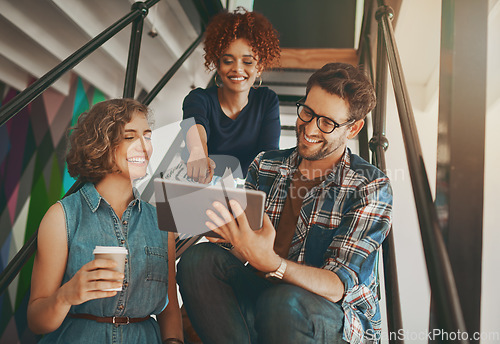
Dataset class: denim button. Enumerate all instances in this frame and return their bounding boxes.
[121,239,125,244]
[123,282,129,288]
[123,220,128,226]
[118,304,124,310]
[125,258,128,264]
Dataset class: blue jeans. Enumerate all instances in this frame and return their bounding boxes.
[177,243,347,344]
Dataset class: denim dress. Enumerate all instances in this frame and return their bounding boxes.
[39,183,169,344]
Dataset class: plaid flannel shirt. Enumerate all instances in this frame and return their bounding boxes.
[245,147,392,344]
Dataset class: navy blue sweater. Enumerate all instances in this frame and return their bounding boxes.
[181,86,280,176]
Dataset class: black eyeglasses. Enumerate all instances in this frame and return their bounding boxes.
[296,101,355,134]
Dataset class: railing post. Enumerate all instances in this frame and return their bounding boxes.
[123,2,148,98]
[357,38,370,162]
[369,5,404,344]
[358,40,376,162]
[356,0,374,162]
[370,6,390,169]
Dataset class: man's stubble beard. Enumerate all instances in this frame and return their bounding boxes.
[295,124,345,161]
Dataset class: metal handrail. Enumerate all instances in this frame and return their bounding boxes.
[374,0,469,341]
[0,0,159,128]
[0,1,216,297]
[123,1,149,98]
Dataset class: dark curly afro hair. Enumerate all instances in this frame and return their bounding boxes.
[203,7,280,71]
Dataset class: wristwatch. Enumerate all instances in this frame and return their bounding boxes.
[265,258,287,279]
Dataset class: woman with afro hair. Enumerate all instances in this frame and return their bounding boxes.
[180,7,281,183]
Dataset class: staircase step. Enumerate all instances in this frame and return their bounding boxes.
[280,48,358,69]
[263,69,313,84]
[278,94,302,104]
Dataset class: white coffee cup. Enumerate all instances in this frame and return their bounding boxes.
[93,246,128,291]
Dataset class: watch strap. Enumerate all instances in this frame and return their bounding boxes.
[265,258,287,279]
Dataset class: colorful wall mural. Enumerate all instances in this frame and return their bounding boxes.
[0,75,106,343]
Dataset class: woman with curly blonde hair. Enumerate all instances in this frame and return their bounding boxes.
[181,7,281,183]
[27,99,183,344]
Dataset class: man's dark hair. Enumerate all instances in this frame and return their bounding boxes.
[305,62,376,121]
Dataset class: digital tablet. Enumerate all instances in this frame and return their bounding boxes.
[154,178,266,238]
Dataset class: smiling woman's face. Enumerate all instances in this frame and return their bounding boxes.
[114,111,153,181]
[216,38,262,94]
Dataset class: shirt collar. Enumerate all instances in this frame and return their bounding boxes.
[280,147,352,186]
[81,182,142,213]
[332,147,351,186]
[81,183,102,212]
[278,149,300,177]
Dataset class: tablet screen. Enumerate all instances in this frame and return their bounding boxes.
[154,178,266,237]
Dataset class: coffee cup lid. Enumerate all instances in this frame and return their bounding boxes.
[93,246,128,255]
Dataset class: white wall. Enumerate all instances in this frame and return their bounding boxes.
[480,1,500,341]
[381,85,437,344]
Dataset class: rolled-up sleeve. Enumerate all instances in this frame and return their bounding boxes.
[244,152,265,190]
[181,88,211,139]
[256,91,280,152]
[322,177,393,291]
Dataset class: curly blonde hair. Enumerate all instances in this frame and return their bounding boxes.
[66,98,150,183]
[203,7,280,71]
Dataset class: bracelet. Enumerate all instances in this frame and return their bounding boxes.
[163,338,184,344]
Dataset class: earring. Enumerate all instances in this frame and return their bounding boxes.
[252,75,262,89]
[214,74,222,88]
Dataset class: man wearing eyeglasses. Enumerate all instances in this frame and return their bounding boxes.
[177,63,393,344]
